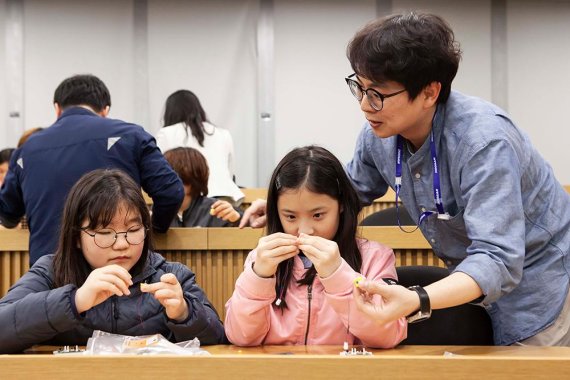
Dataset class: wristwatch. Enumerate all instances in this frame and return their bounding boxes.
[406,285,432,323]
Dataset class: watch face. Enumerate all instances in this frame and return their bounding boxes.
[407,314,428,323]
[406,309,432,324]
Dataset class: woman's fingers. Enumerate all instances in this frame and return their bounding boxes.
[357,279,394,296]
[152,288,178,302]
[160,273,178,285]
[97,273,131,296]
[263,244,300,259]
[97,279,125,297]
[218,208,236,221]
[211,201,232,218]
[141,273,179,294]
[259,236,298,252]
[239,199,267,228]
[100,265,133,286]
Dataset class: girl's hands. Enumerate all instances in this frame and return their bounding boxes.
[297,233,342,278]
[140,273,189,322]
[210,200,241,223]
[75,265,133,314]
[253,233,300,278]
[253,232,342,278]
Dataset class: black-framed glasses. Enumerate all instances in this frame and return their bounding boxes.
[345,73,406,111]
[81,225,147,248]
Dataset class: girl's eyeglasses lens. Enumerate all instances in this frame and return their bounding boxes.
[86,226,146,248]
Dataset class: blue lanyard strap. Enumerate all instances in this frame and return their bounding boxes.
[429,129,446,215]
[395,130,449,232]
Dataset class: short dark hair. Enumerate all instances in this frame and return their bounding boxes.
[0,148,15,165]
[347,12,462,104]
[53,169,152,288]
[163,147,209,198]
[267,145,363,309]
[53,74,111,112]
[163,90,210,147]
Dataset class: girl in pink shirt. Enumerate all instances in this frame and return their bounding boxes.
[225,146,407,347]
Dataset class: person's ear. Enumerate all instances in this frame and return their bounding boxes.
[423,82,442,108]
[54,103,63,117]
[98,105,110,118]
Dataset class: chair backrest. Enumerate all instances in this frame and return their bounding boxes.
[397,265,494,345]
[360,206,415,226]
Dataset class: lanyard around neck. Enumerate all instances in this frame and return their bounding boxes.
[395,129,449,232]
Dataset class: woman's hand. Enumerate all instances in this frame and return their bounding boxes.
[238,199,267,228]
[140,273,189,322]
[210,200,240,223]
[75,265,133,314]
[353,280,420,324]
[296,233,342,278]
[252,232,299,278]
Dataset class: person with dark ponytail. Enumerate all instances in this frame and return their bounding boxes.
[225,146,406,347]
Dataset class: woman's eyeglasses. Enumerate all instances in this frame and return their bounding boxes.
[345,73,406,111]
[81,225,147,248]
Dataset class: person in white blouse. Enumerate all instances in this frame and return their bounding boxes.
[156,90,244,205]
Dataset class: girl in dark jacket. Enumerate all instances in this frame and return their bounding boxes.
[0,168,225,354]
[164,147,241,227]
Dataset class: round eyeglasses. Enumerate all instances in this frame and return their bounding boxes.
[345,73,406,111]
[81,225,147,248]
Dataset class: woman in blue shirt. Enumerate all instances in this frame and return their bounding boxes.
[241,12,570,346]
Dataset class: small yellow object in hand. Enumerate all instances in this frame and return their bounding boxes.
[354,276,364,287]
[140,283,149,291]
[210,208,216,215]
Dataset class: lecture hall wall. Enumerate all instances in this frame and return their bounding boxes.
[0,0,569,186]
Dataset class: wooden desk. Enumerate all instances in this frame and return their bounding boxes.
[3,345,569,379]
[0,227,436,320]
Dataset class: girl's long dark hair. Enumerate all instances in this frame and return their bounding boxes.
[267,146,363,309]
[162,89,212,147]
[53,169,153,288]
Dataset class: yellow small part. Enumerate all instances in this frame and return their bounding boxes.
[354,276,364,287]
[140,283,149,291]
[210,208,216,215]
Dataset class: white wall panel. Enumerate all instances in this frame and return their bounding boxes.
[147,0,257,187]
[0,0,8,149]
[507,0,570,183]
[273,0,376,173]
[23,0,135,130]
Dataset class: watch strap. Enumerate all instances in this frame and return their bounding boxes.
[406,285,432,323]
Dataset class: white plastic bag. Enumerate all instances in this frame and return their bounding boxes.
[84,330,210,355]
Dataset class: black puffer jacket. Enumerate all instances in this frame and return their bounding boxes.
[0,251,225,353]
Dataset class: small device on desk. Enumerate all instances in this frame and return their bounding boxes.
[53,345,85,355]
[340,345,373,356]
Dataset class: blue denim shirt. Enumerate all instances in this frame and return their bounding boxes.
[347,90,570,345]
